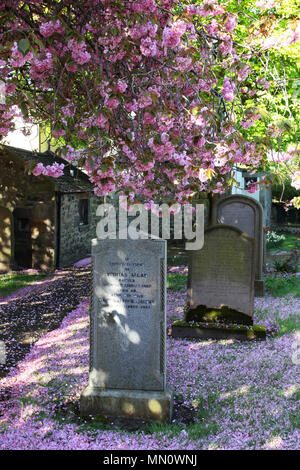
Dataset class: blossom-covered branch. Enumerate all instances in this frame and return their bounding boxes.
[0,0,299,203]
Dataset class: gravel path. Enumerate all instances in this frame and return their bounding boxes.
[0,266,91,378]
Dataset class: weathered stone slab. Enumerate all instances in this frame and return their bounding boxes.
[184,225,255,325]
[172,321,266,341]
[80,238,173,422]
[80,388,173,422]
[212,195,264,296]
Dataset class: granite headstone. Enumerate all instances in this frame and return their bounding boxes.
[80,238,173,422]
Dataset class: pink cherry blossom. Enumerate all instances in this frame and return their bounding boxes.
[0,0,296,203]
[94,114,107,127]
[221,77,234,102]
[225,15,238,32]
[140,37,159,57]
[104,96,119,109]
[32,162,64,178]
[67,39,91,65]
[198,168,209,182]
[116,80,127,93]
[40,20,65,37]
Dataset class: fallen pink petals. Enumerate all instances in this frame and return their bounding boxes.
[0,274,299,449]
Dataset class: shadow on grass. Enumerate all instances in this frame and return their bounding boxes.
[47,399,198,436]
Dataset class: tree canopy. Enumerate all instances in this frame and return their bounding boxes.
[0,0,299,205]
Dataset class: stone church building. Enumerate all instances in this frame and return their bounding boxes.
[0,145,101,272]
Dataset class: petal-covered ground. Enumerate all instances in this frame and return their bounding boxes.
[0,282,299,450]
[0,267,91,377]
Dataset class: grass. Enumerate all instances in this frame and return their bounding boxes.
[267,233,299,252]
[0,273,48,298]
[167,272,300,299]
[265,275,300,298]
[167,273,187,291]
[167,272,300,298]
[276,316,300,337]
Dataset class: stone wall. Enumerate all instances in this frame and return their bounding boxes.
[0,150,55,272]
[58,192,102,266]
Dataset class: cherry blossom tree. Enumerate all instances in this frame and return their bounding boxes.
[0,0,299,205]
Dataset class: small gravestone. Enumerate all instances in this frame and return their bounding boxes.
[185,225,255,324]
[172,225,267,340]
[80,238,173,422]
[172,225,267,341]
[212,195,265,296]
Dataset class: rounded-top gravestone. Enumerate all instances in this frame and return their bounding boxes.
[212,194,265,296]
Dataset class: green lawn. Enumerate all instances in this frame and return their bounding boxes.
[167,273,187,291]
[267,233,299,252]
[167,272,300,298]
[265,275,300,297]
[0,273,48,298]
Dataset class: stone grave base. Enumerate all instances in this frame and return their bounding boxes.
[80,387,173,423]
[171,321,266,341]
[254,279,265,297]
[184,304,253,325]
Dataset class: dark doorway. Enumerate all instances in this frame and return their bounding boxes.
[13,208,32,269]
[0,206,11,272]
[79,198,89,226]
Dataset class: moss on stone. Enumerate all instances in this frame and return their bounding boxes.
[172,320,267,340]
[252,324,267,332]
[184,304,253,325]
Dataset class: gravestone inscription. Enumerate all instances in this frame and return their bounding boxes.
[80,238,173,422]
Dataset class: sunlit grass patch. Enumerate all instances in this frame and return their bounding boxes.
[167,273,187,291]
[0,273,48,298]
[276,316,300,337]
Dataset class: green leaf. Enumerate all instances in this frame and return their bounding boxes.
[18,38,30,56]
[20,102,28,118]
